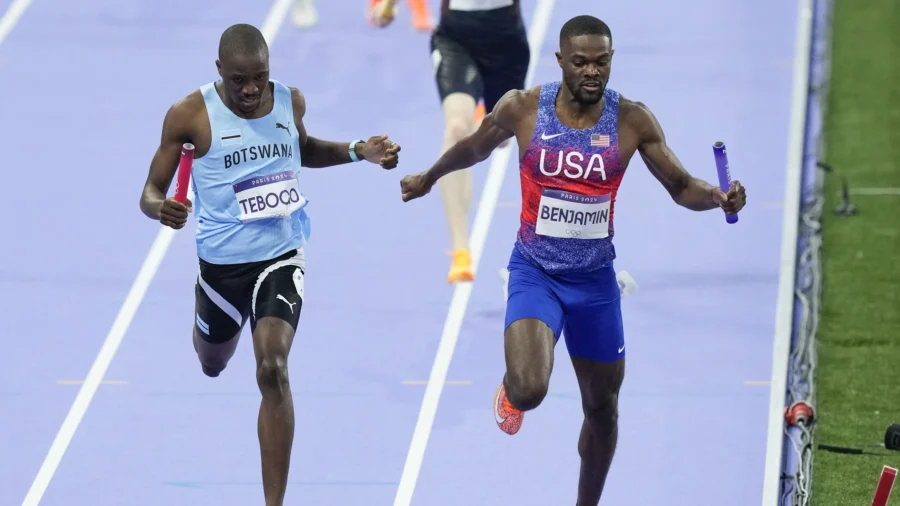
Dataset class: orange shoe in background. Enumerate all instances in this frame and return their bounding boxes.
[447,248,474,283]
[407,0,434,31]
[368,0,433,30]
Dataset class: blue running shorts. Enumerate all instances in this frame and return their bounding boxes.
[504,245,625,362]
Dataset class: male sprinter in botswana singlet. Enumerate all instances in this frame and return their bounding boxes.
[139,24,400,506]
[400,15,745,504]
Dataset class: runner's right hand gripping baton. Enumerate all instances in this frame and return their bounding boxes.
[712,141,738,224]
[174,143,195,205]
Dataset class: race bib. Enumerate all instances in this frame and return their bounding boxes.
[233,171,307,222]
[534,188,611,239]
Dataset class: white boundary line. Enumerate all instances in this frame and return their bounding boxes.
[18,2,292,504]
[391,1,555,505]
[0,0,34,47]
[761,0,815,503]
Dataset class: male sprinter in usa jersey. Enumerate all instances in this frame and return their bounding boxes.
[400,15,745,504]
[139,24,400,506]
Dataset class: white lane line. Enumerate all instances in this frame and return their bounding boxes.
[761,0,815,504]
[0,0,34,47]
[390,1,556,505]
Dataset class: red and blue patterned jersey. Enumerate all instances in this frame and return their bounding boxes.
[514,82,626,274]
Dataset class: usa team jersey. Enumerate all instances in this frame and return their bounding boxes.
[514,82,626,275]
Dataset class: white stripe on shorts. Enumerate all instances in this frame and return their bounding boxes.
[197,271,243,327]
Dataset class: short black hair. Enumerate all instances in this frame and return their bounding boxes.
[559,15,612,45]
[218,23,269,61]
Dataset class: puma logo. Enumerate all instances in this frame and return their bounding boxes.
[276,294,297,314]
[275,122,290,134]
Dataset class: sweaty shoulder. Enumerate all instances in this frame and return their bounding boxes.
[491,85,541,132]
[168,89,207,128]
[617,96,661,143]
[164,89,211,154]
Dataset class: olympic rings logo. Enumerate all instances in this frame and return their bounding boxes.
[566,229,582,237]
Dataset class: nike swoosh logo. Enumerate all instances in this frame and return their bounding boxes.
[493,389,506,424]
[541,132,564,140]
[618,345,625,353]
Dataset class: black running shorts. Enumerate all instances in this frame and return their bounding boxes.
[194,248,305,344]
[430,4,530,113]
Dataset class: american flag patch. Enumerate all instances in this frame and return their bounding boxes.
[590,134,610,147]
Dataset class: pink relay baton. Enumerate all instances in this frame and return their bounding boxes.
[173,143,195,205]
[712,141,738,224]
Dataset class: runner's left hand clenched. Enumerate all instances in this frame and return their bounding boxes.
[712,180,746,214]
[359,134,401,169]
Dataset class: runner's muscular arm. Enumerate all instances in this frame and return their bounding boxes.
[631,101,726,211]
[290,87,365,168]
[139,98,195,221]
[421,89,523,186]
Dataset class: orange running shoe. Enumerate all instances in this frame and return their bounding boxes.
[493,383,523,435]
[367,0,432,30]
[447,248,474,283]
[407,0,434,31]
